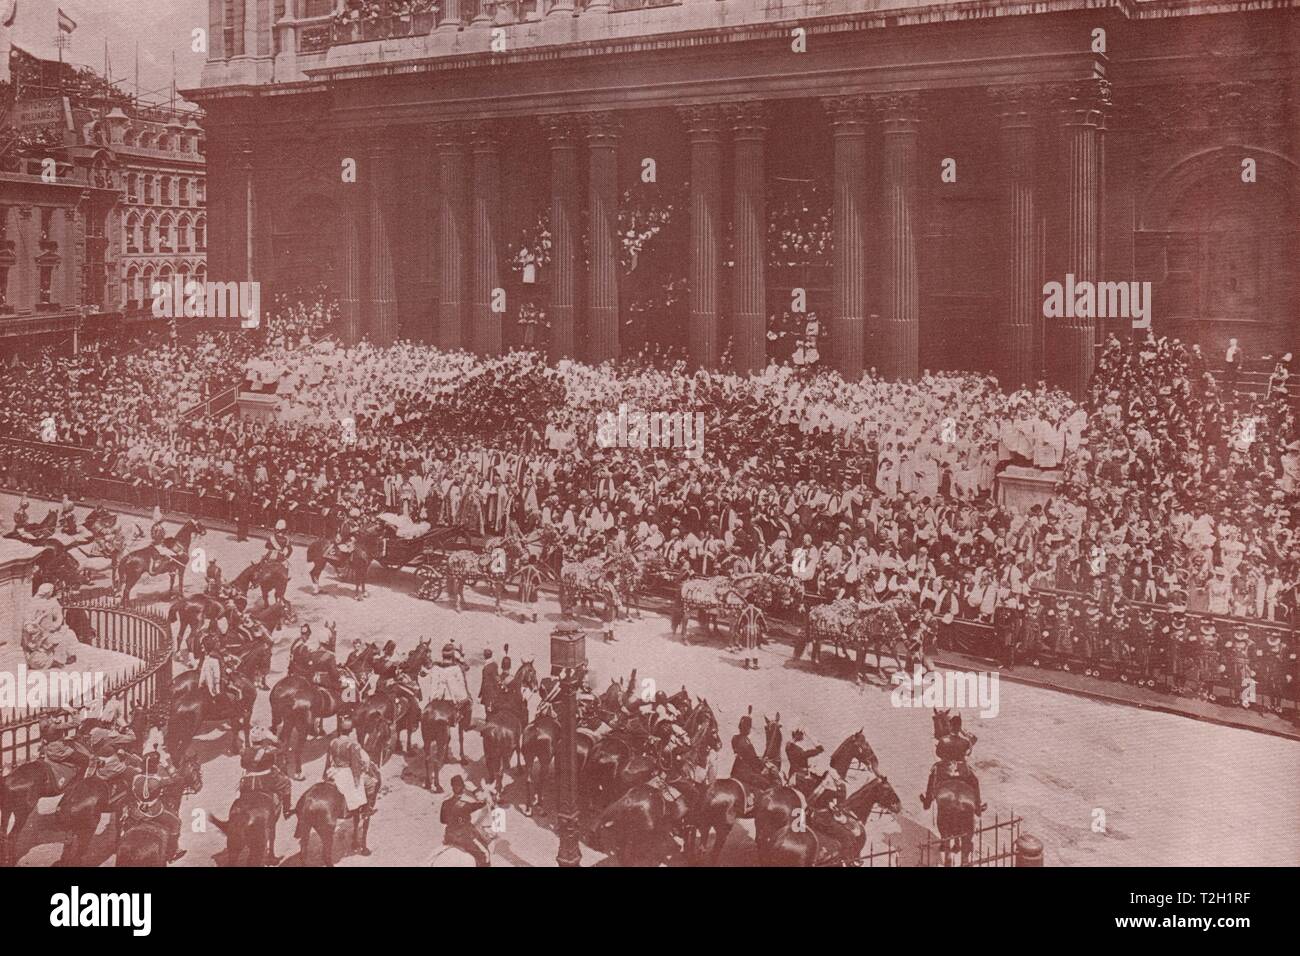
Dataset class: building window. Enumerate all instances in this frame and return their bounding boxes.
[196,179,206,204]
[195,217,206,251]
[180,178,190,205]
[39,265,54,305]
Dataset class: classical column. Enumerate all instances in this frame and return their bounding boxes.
[437,0,462,30]
[1052,78,1109,399]
[730,102,768,374]
[993,87,1039,390]
[543,115,580,360]
[240,138,256,282]
[368,139,399,345]
[434,122,469,350]
[823,95,870,381]
[680,105,727,369]
[339,135,366,345]
[470,122,504,356]
[875,92,921,382]
[585,111,620,364]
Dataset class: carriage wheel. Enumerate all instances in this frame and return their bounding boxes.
[416,565,446,602]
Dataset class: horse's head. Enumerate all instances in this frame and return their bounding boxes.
[516,659,539,693]
[932,708,953,740]
[690,698,721,753]
[761,711,783,763]
[406,637,434,676]
[848,728,879,774]
[846,774,902,819]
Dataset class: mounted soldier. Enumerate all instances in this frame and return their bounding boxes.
[58,495,77,535]
[205,560,224,598]
[264,519,293,568]
[150,506,167,549]
[335,508,361,559]
[12,495,30,532]
[239,728,294,819]
[921,714,985,816]
[428,641,472,729]
[124,751,184,863]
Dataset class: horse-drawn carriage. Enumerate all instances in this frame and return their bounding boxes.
[414,528,553,612]
[671,571,803,648]
[797,595,916,680]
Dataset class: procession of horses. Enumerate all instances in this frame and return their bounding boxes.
[0,501,1002,868]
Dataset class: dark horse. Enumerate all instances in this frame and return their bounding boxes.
[167,592,226,663]
[476,660,539,797]
[686,712,785,866]
[211,789,282,867]
[165,672,257,761]
[352,639,434,757]
[306,538,372,599]
[269,642,380,780]
[229,559,291,607]
[924,709,983,866]
[32,542,89,597]
[754,729,879,850]
[0,707,161,866]
[420,696,472,793]
[114,758,205,866]
[292,777,378,866]
[119,518,206,602]
[761,775,903,866]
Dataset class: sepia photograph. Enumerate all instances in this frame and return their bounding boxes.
[0,0,1295,920]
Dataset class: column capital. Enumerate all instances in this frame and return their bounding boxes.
[468,120,505,152]
[872,91,924,135]
[988,85,1041,125]
[822,94,872,130]
[678,104,729,141]
[726,101,768,140]
[1046,77,1112,122]
[583,111,621,146]
[539,113,581,145]
[430,121,470,150]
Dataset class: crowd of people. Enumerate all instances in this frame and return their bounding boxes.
[2,292,1296,710]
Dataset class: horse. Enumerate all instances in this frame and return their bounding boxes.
[421,696,472,793]
[292,777,376,866]
[269,647,364,782]
[754,728,880,851]
[477,660,539,796]
[164,672,257,761]
[762,775,903,866]
[211,789,282,867]
[352,640,434,756]
[686,711,784,866]
[229,559,290,607]
[118,518,206,602]
[591,705,722,866]
[167,592,227,663]
[306,537,372,599]
[112,757,204,867]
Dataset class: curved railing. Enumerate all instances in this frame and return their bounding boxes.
[0,598,173,770]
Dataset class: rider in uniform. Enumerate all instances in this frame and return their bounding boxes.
[264,520,292,568]
[920,717,985,816]
[150,507,167,548]
[729,714,768,795]
[335,508,361,558]
[59,495,77,535]
[205,560,224,598]
[125,752,184,863]
[12,496,30,531]
[440,775,490,867]
[239,728,294,820]
[785,728,824,791]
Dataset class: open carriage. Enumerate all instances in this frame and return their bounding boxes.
[671,571,804,645]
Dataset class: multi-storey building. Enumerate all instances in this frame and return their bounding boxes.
[192,0,1298,395]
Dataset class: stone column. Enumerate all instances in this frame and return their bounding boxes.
[543,115,580,360]
[470,122,504,356]
[730,101,768,374]
[240,138,256,282]
[680,105,727,369]
[993,87,1040,391]
[437,0,462,30]
[585,111,620,364]
[823,95,870,381]
[1052,78,1109,399]
[434,122,469,350]
[368,139,399,346]
[339,135,366,345]
[875,92,921,382]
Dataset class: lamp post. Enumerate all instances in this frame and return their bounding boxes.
[550,624,586,868]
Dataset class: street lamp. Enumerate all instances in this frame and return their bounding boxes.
[550,624,586,868]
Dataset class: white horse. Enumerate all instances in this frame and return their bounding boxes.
[424,786,500,867]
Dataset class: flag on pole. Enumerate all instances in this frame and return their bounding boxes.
[57,7,76,33]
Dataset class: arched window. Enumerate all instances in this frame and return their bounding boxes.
[159,213,175,252]
[142,264,156,306]
[143,212,157,252]
[126,211,141,252]
[196,178,206,204]
[195,216,206,251]
[125,265,139,307]
[178,214,192,252]
[126,173,139,203]
[195,263,207,285]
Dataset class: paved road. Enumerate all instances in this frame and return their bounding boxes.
[7,496,1299,866]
